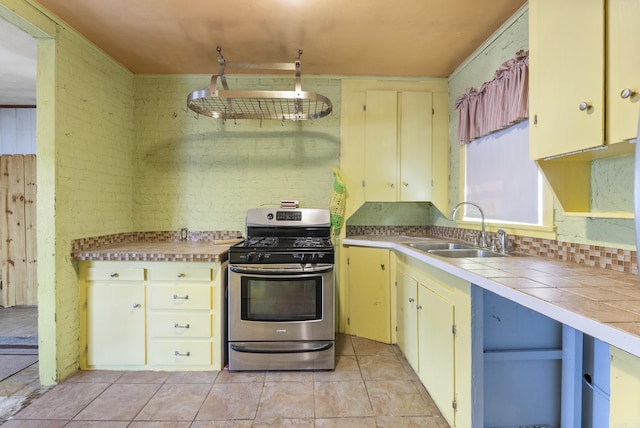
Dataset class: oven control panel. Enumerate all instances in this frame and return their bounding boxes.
[230,251,334,265]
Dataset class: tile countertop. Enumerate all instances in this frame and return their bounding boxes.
[343,235,640,358]
[72,241,232,263]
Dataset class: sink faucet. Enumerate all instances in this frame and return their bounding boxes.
[450,202,487,248]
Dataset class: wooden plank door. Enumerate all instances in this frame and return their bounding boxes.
[0,154,37,307]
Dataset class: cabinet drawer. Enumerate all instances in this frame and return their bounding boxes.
[147,266,211,282]
[148,340,211,366]
[87,266,145,282]
[148,285,211,310]
[148,313,211,338]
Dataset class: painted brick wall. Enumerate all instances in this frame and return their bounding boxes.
[46,26,135,381]
[133,75,341,232]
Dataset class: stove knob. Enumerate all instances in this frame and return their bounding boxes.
[246,252,254,262]
[255,252,264,262]
[300,253,310,263]
[310,253,319,263]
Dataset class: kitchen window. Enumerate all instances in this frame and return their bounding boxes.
[462,120,555,237]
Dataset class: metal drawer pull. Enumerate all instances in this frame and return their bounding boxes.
[174,351,191,357]
[110,272,119,278]
[173,294,189,300]
[174,323,190,329]
[176,272,185,278]
[132,303,141,309]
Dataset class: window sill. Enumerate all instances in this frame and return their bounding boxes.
[455,220,557,240]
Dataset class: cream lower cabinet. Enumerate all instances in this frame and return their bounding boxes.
[610,346,640,426]
[85,265,146,367]
[394,254,471,428]
[346,246,391,343]
[146,265,216,368]
[396,269,418,369]
[80,260,226,370]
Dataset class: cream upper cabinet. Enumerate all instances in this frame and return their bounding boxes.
[364,90,398,202]
[607,0,640,144]
[340,80,449,217]
[364,90,447,205]
[529,0,605,160]
[530,0,640,160]
[399,91,434,201]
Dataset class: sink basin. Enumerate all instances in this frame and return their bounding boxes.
[408,242,474,251]
[427,248,510,258]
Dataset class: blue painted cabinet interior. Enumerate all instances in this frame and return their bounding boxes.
[481,289,563,427]
[582,335,610,427]
[472,287,612,428]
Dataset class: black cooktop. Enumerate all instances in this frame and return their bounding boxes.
[233,236,333,250]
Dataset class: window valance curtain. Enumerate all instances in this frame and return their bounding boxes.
[454,50,529,145]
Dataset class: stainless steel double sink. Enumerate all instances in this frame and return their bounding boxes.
[407,241,510,258]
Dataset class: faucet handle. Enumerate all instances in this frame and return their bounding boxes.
[496,228,508,253]
[469,232,480,247]
[490,236,499,252]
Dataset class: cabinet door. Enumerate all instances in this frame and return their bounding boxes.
[610,347,640,426]
[418,283,455,425]
[430,92,450,214]
[347,246,390,343]
[364,90,398,201]
[396,270,418,371]
[399,91,433,201]
[607,0,640,144]
[529,0,604,159]
[87,283,145,366]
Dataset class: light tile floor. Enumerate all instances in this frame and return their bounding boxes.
[0,306,45,424]
[1,334,451,427]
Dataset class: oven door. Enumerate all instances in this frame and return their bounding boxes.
[228,264,334,342]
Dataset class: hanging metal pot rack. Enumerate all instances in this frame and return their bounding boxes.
[187,47,332,121]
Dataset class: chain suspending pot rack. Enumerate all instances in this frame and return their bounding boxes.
[187,47,332,122]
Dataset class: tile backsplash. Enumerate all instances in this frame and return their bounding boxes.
[346,225,637,275]
[71,230,243,253]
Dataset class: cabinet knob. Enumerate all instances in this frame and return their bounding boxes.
[389,183,395,188]
[416,305,423,311]
[402,182,409,187]
[408,297,414,303]
[578,102,591,111]
[176,272,185,278]
[132,303,141,309]
[174,351,191,357]
[380,264,385,270]
[620,88,637,99]
[110,272,119,278]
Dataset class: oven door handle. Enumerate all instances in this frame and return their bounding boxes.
[229,264,333,274]
[230,341,334,354]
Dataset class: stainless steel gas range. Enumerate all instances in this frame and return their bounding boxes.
[227,208,335,371]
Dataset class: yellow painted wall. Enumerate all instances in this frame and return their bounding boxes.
[1,0,341,384]
[132,75,341,231]
[1,0,136,383]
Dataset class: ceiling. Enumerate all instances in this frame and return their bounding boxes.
[0,0,527,105]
